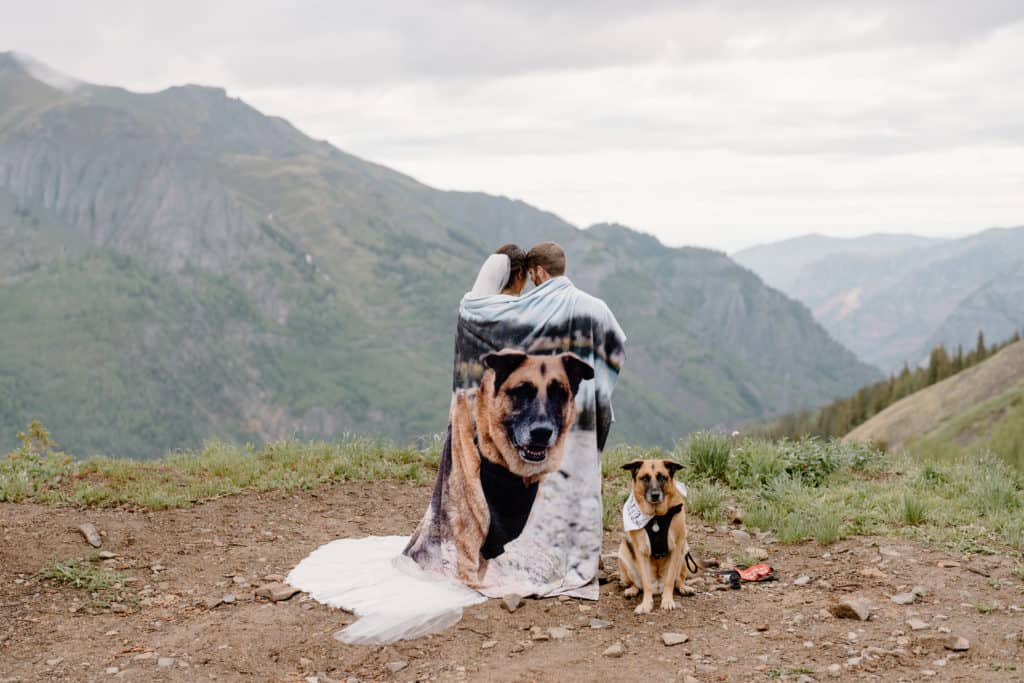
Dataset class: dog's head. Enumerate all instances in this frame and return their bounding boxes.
[477,350,594,477]
[622,459,684,509]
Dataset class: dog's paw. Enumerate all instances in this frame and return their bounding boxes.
[677,584,696,596]
[660,597,678,611]
[634,600,654,615]
[623,586,639,597]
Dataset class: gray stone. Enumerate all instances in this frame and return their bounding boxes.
[730,529,751,542]
[891,592,917,605]
[98,550,117,559]
[481,640,497,650]
[548,626,572,640]
[944,635,969,651]
[385,661,408,673]
[529,626,549,641]
[46,657,64,667]
[157,658,175,668]
[222,593,236,605]
[830,598,872,621]
[78,523,102,548]
[793,575,811,586]
[602,641,624,658]
[911,585,930,597]
[906,618,929,631]
[589,619,613,629]
[255,582,300,602]
[662,632,689,646]
[501,594,524,613]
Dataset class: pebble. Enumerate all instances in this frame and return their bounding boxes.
[858,567,886,579]
[830,598,872,621]
[529,626,549,641]
[793,575,811,586]
[255,582,300,602]
[911,585,929,597]
[501,594,524,613]
[509,642,525,653]
[827,664,841,674]
[45,657,64,667]
[78,523,102,548]
[590,619,613,629]
[662,632,689,646]
[98,550,118,559]
[744,546,769,561]
[937,560,960,568]
[548,626,572,640]
[385,661,408,673]
[105,667,119,675]
[891,592,917,605]
[730,529,751,542]
[603,641,624,658]
[944,635,970,651]
[157,657,175,668]
[906,618,929,631]
[756,623,769,632]
[222,594,236,605]
[481,640,497,650]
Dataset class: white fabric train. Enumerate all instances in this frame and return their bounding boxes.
[286,535,486,644]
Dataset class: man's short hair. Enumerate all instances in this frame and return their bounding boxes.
[527,241,566,276]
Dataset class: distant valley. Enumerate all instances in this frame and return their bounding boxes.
[735,229,1024,371]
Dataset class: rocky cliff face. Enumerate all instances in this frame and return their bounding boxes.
[0,53,880,457]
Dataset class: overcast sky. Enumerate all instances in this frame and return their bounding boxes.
[3,1,1024,252]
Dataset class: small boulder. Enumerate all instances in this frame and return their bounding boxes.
[590,619,613,629]
[602,641,624,658]
[944,635,970,652]
[78,523,102,548]
[662,632,689,646]
[501,594,524,613]
[255,582,300,602]
[906,618,929,631]
[548,626,572,640]
[891,592,917,605]
[98,550,118,560]
[830,598,872,621]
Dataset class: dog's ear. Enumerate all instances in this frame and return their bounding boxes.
[621,460,644,479]
[662,460,684,477]
[560,353,594,395]
[482,350,528,393]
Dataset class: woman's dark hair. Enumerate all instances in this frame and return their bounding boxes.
[495,244,527,285]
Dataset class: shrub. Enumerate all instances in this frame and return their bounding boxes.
[687,481,726,523]
[901,493,928,525]
[686,431,731,482]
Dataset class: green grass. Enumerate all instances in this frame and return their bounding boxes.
[5,423,1024,562]
[37,558,127,592]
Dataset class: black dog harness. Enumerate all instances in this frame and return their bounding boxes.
[478,456,539,560]
[644,503,684,559]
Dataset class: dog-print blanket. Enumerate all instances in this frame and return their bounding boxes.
[404,275,626,598]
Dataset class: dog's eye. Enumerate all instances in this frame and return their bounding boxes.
[506,383,537,401]
[656,473,667,483]
[547,380,567,402]
[639,474,651,484]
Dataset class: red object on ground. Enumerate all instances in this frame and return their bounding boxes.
[736,563,775,582]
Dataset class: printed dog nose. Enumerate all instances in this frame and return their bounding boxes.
[529,426,553,445]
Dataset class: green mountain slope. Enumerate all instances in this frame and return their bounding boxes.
[0,53,880,457]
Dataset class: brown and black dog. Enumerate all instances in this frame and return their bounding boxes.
[618,459,694,613]
[407,349,593,587]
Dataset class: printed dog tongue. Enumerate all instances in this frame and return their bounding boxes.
[622,481,688,532]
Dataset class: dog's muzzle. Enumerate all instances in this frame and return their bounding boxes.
[515,425,556,463]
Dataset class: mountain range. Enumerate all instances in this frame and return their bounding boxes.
[735,229,1024,371]
[0,52,879,458]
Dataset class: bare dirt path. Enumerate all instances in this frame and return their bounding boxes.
[2,482,1022,682]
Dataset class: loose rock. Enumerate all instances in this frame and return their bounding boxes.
[78,523,102,548]
[255,582,300,602]
[944,635,969,651]
[481,640,497,649]
[793,575,811,586]
[662,632,689,646]
[385,661,408,673]
[529,626,549,641]
[744,546,769,561]
[730,529,751,542]
[906,618,929,631]
[603,641,624,658]
[830,598,872,621]
[501,594,524,613]
[891,592,917,605]
[157,657,175,668]
[548,626,572,640]
[590,619,613,629]
[98,550,117,559]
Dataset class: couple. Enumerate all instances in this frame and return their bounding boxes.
[289,242,626,644]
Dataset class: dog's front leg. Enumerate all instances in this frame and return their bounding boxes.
[659,544,685,611]
[634,555,656,614]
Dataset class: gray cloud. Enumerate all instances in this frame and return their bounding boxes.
[1,1,1023,251]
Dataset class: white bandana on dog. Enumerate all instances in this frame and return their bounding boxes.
[622,481,688,532]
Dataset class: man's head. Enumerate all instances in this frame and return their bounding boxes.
[527,242,566,285]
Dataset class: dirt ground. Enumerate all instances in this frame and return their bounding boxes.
[2,481,1023,682]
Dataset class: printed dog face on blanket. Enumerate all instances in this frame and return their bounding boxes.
[617,459,694,614]
[403,349,594,588]
[477,350,595,480]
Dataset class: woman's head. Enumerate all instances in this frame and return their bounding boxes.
[495,244,528,294]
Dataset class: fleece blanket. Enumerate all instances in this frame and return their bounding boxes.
[404,276,625,598]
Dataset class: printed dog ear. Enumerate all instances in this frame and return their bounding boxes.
[560,353,594,395]
[621,460,644,478]
[482,350,528,392]
[662,460,684,476]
